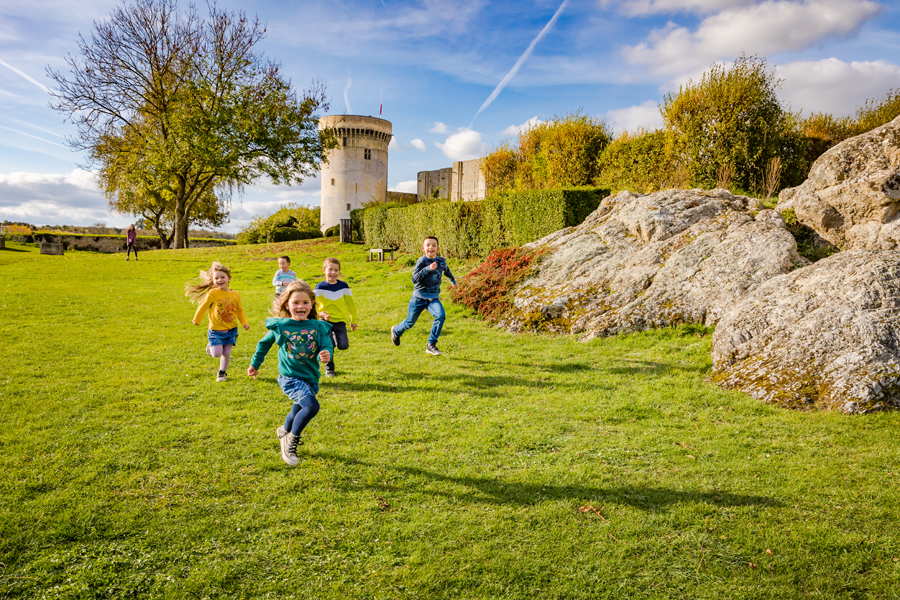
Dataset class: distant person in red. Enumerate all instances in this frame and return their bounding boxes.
[126,224,138,260]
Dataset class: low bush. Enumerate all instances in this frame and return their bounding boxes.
[237,205,322,245]
[450,247,544,321]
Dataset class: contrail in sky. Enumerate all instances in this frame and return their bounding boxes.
[343,76,352,114]
[0,58,50,93]
[470,0,569,127]
[0,125,67,147]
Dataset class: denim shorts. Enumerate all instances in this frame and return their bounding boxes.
[277,375,319,405]
[207,327,238,347]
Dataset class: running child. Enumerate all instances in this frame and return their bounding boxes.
[273,255,298,298]
[314,257,358,377]
[247,280,333,466]
[390,235,456,356]
[186,261,250,382]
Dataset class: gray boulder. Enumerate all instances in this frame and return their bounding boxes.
[502,188,806,339]
[777,115,900,250]
[710,249,900,413]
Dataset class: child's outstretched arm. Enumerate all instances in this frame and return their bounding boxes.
[191,293,213,325]
[248,330,276,378]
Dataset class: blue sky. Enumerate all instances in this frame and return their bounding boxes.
[2,0,899,233]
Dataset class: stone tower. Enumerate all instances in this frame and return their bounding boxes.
[319,115,392,232]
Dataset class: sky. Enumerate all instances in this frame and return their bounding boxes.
[1,0,899,233]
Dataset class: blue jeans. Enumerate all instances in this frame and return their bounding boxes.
[277,376,320,436]
[394,296,445,345]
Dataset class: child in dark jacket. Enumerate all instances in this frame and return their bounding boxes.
[390,236,456,356]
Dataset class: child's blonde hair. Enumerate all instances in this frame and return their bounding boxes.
[185,261,232,303]
[271,280,319,319]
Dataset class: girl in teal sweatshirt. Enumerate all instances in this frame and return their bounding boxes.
[248,280,333,466]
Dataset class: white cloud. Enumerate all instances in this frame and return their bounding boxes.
[777,58,900,116]
[388,137,401,150]
[501,116,544,137]
[435,129,488,161]
[429,122,449,134]
[0,169,108,225]
[623,0,881,76]
[410,138,427,151]
[390,180,418,193]
[609,0,753,17]
[606,101,664,132]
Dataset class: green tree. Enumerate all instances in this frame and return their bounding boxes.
[481,111,612,192]
[661,54,791,192]
[48,0,335,249]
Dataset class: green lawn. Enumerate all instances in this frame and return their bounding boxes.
[1,239,899,599]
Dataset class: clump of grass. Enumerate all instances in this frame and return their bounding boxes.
[781,207,839,262]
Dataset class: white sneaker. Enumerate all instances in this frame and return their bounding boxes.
[281,433,300,466]
[425,343,443,356]
[216,370,227,382]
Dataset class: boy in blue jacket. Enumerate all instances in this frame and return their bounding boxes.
[390,236,456,356]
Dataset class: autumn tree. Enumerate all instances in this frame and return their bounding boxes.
[48,0,335,248]
[661,54,793,192]
[481,112,612,193]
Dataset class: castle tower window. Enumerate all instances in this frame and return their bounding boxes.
[342,137,347,146]
[346,203,351,211]
[364,148,372,160]
[331,178,335,186]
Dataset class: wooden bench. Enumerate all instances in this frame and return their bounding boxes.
[368,248,396,262]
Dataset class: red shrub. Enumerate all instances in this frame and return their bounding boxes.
[450,247,542,321]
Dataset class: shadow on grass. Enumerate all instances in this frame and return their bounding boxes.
[0,247,29,252]
[384,370,613,397]
[315,452,780,512]
[606,359,710,377]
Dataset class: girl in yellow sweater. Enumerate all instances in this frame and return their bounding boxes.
[186,261,249,382]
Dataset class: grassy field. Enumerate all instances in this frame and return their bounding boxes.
[1,238,899,599]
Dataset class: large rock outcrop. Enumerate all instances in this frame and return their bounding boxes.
[502,188,806,339]
[777,115,900,250]
[710,250,900,413]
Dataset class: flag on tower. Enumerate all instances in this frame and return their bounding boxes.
[379,91,383,116]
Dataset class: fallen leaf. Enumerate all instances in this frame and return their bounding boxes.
[766,549,773,555]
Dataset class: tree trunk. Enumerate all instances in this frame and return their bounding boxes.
[172,195,187,249]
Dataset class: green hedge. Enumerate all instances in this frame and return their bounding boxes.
[363,187,609,258]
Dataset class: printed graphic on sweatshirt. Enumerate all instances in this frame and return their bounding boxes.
[284,328,319,360]
[215,299,238,326]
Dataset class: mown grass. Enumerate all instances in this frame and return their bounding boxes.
[1,239,899,599]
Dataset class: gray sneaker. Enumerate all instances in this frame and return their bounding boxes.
[390,326,401,346]
[325,368,336,377]
[276,425,287,439]
[281,432,300,466]
[425,343,442,356]
[216,370,227,382]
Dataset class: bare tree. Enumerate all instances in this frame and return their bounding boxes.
[48,0,335,248]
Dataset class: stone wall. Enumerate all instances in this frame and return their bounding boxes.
[6,234,235,253]
[450,159,486,201]
[418,168,452,200]
[417,159,485,202]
